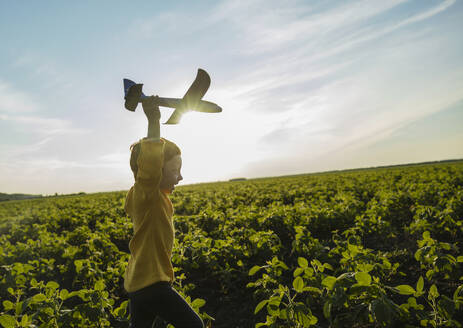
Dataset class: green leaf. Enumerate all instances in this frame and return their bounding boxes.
[337,272,355,281]
[254,299,268,314]
[13,263,24,274]
[416,276,424,295]
[454,285,463,302]
[428,284,439,300]
[249,265,261,276]
[311,259,322,271]
[20,314,29,327]
[308,314,318,325]
[293,268,304,277]
[114,300,128,317]
[43,307,54,316]
[293,276,304,293]
[32,293,47,303]
[457,256,463,263]
[298,257,308,268]
[74,259,84,273]
[302,286,322,294]
[68,289,87,301]
[323,263,334,271]
[46,281,59,290]
[295,311,311,327]
[191,298,206,309]
[15,302,22,316]
[268,296,281,307]
[267,303,279,316]
[348,243,359,254]
[355,272,372,286]
[395,285,416,295]
[2,301,14,311]
[382,258,392,269]
[407,297,419,310]
[305,267,314,277]
[60,289,69,300]
[279,260,289,270]
[322,276,337,290]
[94,280,105,291]
[426,269,434,280]
[0,314,15,328]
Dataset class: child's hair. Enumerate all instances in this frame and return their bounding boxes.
[130,138,181,179]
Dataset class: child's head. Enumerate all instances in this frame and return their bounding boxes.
[130,138,183,192]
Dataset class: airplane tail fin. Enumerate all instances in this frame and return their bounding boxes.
[123,79,135,97]
[123,79,146,111]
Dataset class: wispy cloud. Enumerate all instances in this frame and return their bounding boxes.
[0,80,38,113]
[2,114,87,136]
[398,0,455,26]
[212,0,409,53]
[0,79,90,169]
[214,0,457,95]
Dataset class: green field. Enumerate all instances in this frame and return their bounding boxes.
[1,161,462,327]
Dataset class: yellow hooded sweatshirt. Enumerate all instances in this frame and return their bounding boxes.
[124,138,175,293]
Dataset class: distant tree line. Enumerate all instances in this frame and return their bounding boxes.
[0,192,86,202]
[0,193,43,202]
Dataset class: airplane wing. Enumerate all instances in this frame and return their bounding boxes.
[164,108,183,124]
[182,69,211,110]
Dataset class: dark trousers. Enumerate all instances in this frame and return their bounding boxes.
[128,281,204,328]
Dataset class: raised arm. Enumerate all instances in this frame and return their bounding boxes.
[142,96,161,139]
[130,96,165,199]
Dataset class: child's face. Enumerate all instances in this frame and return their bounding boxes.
[160,155,183,193]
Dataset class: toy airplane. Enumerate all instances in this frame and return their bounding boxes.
[123,68,222,124]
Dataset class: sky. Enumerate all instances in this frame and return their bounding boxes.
[1,0,462,195]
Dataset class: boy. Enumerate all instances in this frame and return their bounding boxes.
[124,96,204,328]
